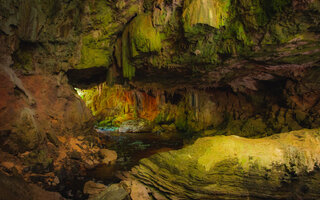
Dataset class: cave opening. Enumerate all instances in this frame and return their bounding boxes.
[66,67,109,89]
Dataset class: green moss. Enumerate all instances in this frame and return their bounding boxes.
[77,44,111,69]
[13,49,34,72]
[129,14,162,56]
[183,0,232,31]
[97,117,115,127]
[241,118,267,137]
[225,119,243,135]
[120,13,162,79]
[76,0,119,69]
[122,26,135,79]
[128,4,141,16]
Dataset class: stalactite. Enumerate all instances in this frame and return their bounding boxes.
[98,83,102,97]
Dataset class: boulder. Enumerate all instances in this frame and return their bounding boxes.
[99,149,117,165]
[132,129,320,199]
[119,119,153,133]
[130,180,152,200]
[90,184,128,200]
[83,181,107,197]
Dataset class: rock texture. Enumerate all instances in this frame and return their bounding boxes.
[0,172,64,200]
[119,119,153,133]
[0,66,93,153]
[89,184,129,200]
[132,129,320,199]
[83,181,107,198]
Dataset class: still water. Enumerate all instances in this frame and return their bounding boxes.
[88,130,183,183]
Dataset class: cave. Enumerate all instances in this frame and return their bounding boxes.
[1,0,320,200]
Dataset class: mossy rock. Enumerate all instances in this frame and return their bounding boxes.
[133,129,320,199]
[183,0,231,32]
[118,13,162,79]
[241,118,267,137]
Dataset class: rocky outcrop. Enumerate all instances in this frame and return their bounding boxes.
[0,65,93,153]
[119,119,153,133]
[132,129,320,199]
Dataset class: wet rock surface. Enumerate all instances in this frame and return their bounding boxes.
[119,119,153,133]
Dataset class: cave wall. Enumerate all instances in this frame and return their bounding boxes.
[1,0,320,198]
[0,0,96,154]
[1,0,320,149]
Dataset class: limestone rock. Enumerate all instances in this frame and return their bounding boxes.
[183,0,231,30]
[130,180,152,200]
[132,129,320,199]
[100,149,117,165]
[119,119,153,133]
[90,184,128,200]
[83,181,107,196]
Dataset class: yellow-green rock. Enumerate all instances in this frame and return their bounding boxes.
[133,129,320,199]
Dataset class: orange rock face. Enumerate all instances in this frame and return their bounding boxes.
[0,66,93,153]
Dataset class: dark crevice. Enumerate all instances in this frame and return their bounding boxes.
[14,86,28,99]
[66,67,108,89]
[165,91,183,105]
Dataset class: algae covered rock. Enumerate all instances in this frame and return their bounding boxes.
[132,129,320,199]
[119,119,153,133]
[183,0,231,31]
[117,13,162,79]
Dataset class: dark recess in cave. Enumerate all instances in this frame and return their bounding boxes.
[165,91,183,105]
[256,78,287,107]
[66,67,108,89]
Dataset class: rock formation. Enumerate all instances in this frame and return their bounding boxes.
[132,129,320,199]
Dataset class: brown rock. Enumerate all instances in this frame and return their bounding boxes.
[130,180,152,200]
[83,181,107,196]
[100,149,117,165]
[0,172,64,200]
[0,66,93,153]
[1,161,14,170]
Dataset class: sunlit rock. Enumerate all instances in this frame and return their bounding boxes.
[132,129,320,199]
[119,119,153,133]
